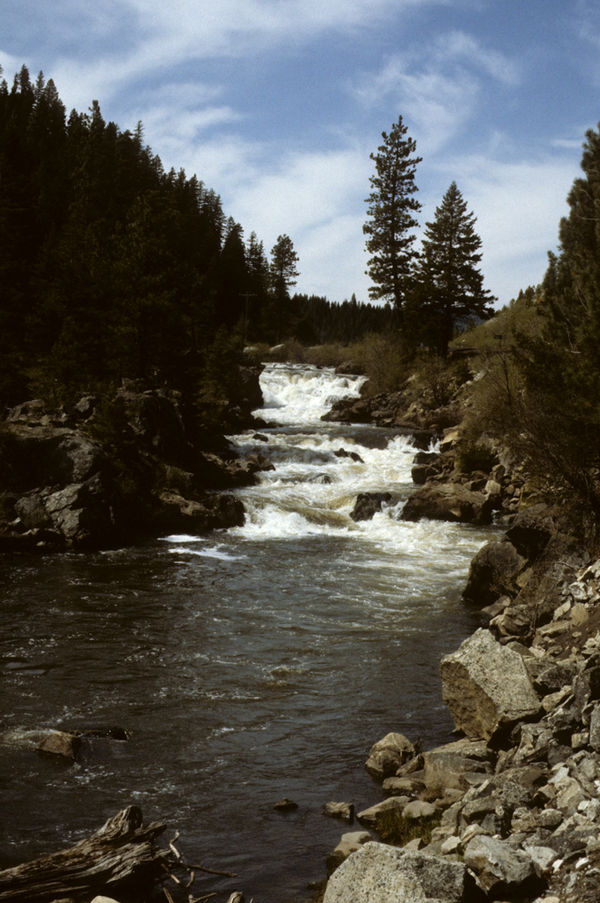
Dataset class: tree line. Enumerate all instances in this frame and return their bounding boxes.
[0,65,350,408]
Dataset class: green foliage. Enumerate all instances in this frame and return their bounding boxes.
[410,182,495,356]
[499,125,600,522]
[411,354,471,410]
[356,332,413,394]
[364,116,422,310]
[0,64,305,407]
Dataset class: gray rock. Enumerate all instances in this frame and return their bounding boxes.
[326,831,372,873]
[462,539,526,607]
[365,732,416,780]
[43,475,116,548]
[440,629,541,740]
[463,834,539,896]
[38,730,81,760]
[356,797,410,829]
[421,738,492,793]
[588,703,600,751]
[323,842,466,903]
[323,802,355,823]
[402,800,437,820]
[155,491,244,533]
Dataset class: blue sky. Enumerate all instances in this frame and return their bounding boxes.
[3,0,600,307]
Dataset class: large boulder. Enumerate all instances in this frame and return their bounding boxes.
[462,539,527,607]
[411,452,444,485]
[323,843,466,903]
[401,483,494,526]
[440,629,541,740]
[13,475,116,549]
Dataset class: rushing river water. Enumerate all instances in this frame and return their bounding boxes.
[1,363,493,902]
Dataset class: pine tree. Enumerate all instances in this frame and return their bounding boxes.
[363,115,422,314]
[269,234,299,292]
[411,181,494,356]
[266,234,300,342]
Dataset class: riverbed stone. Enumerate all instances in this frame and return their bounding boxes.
[365,732,416,779]
[350,492,393,522]
[323,843,466,903]
[356,797,410,829]
[440,629,541,740]
[37,730,81,760]
[323,802,354,822]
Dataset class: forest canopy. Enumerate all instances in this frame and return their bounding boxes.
[0,64,396,408]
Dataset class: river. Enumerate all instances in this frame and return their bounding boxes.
[0,363,491,902]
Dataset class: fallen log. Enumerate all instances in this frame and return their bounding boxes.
[0,805,170,902]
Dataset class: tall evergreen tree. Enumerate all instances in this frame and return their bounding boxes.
[411,182,494,356]
[266,234,300,342]
[363,115,422,314]
[269,233,299,292]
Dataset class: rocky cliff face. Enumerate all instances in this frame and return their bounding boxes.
[0,367,266,551]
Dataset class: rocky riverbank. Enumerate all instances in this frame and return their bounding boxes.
[319,385,600,903]
[0,366,267,552]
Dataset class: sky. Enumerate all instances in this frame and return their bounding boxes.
[3,0,600,309]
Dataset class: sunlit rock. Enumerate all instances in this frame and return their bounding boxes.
[440,629,541,740]
[323,842,466,903]
[365,732,416,780]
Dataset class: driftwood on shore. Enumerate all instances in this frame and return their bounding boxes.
[0,806,169,902]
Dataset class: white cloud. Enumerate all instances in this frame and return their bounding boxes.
[0,51,24,80]
[350,30,520,156]
[353,57,479,155]
[434,30,520,86]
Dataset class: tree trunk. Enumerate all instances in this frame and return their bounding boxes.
[0,806,169,902]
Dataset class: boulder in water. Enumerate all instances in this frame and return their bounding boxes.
[401,483,494,526]
[334,448,364,463]
[365,732,416,780]
[350,492,393,522]
[323,801,355,823]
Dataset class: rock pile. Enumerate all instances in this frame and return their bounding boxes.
[320,390,600,903]
[323,503,600,903]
